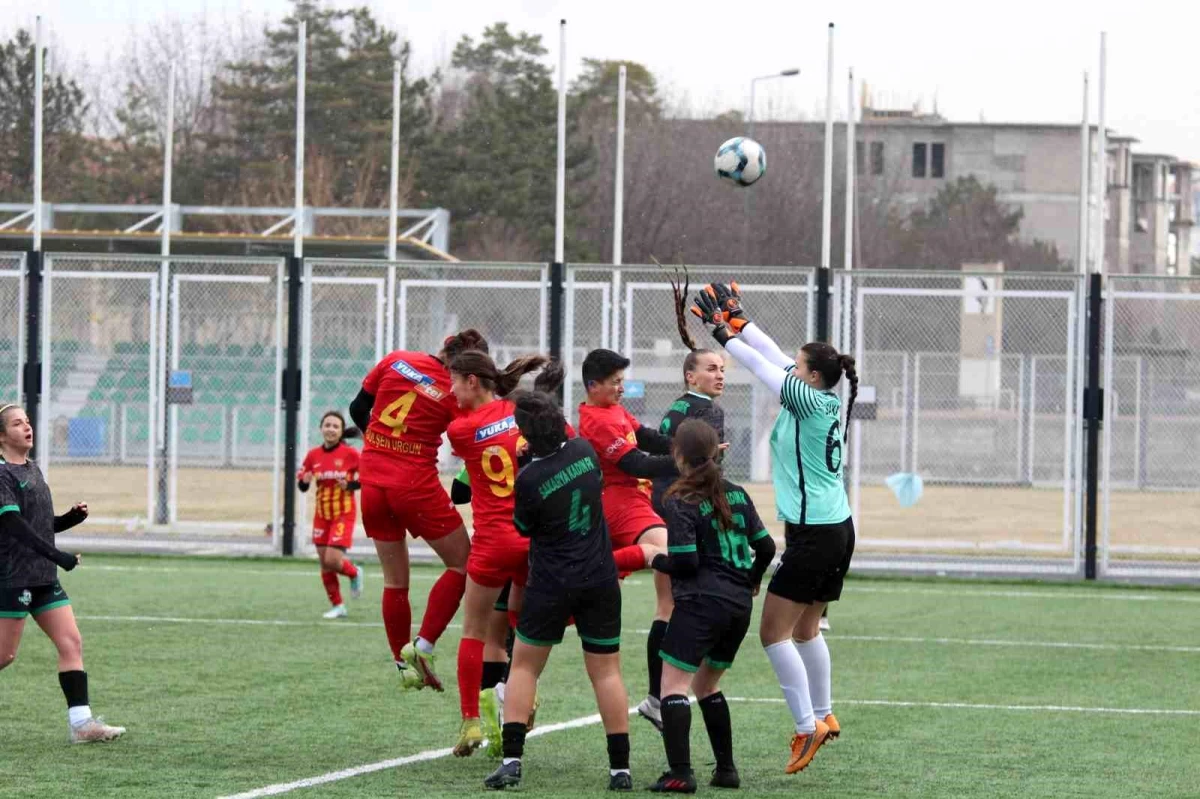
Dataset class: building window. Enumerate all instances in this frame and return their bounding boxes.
[912,143,927,178]
[856,141,865,176]
[931,143,945,178]
[871,142,884,176]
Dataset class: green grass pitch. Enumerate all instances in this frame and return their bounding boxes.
[2,556,1198,798]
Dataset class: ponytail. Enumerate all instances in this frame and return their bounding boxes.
[653,257,699,352]
[450,351,552,398]
[838,354,858,443]
[665,419,732,532]
[533,358,565,396]
[320,410,359,443]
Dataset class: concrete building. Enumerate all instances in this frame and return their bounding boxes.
[852,108,1196,275]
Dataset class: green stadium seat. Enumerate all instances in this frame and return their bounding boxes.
[248,428,268,446]
[247,343,265,358]
[131,425,149,443]
[357,345,375,361]
[118,372,141,389]
[182,427,200,444]
[202,344,221,357]
[207,376,226,393]
[87,388,105,402]
[227,374,249,393]
[226,344,244,358]
[202,428,222,444]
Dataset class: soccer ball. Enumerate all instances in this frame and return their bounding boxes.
[714,137,766,187]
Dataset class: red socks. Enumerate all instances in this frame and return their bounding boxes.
[613,545,647,573]
[321,571,342,606]
[417,569,467,646]
[339,559,359,579]
[382,586,411,661]
[458,637,485,718]
[507,610,520,631]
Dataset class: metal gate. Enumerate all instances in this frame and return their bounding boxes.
[0,254,25,406]
[846,273,1082,575]
[40,258,159,530]
[168,265,284,538]
[1101,277,1200,580]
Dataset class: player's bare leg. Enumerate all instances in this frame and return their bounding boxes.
[36,606,125,743]
[636,526,671,731]
[484,639,552,788]
[0,615,26,672]
[405,525,470,691]
[374,538,421,689]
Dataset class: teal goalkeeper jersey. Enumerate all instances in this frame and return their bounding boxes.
[770,368,851,526]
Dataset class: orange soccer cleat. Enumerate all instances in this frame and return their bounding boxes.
[784,718,830,774]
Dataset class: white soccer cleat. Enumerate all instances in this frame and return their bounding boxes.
[637,695,663,732]
[323,604,348,619]
[350,567,364,600]
[70,717,126,744]
[819,616,831,632]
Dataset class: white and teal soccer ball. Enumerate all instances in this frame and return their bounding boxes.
[714,137,766,187]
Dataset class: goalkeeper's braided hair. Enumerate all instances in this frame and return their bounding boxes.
[800,342,859,443]
[653,256,698,352]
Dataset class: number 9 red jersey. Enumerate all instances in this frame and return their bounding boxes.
[360,351,461,486]
[447,399,525,542]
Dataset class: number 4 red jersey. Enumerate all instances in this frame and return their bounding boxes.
[360,351,460,486]
[447,399,523,541]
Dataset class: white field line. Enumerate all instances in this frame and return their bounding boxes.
[852,584,1200,603]
[217,694,1200,798]
[727,697,1200,716]
[216,705,641,799]
[81,564,644,585]
[75,615,1200,655]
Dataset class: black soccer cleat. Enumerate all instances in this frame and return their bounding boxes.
[709,766,741,789]
[608,771,633,791]
[647,770,697,793]
[484,760,522,790]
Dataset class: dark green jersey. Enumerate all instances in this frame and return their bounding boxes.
[652,392,724,516]
[660,479,770,611]
[0,460,58,587]
[513,437,617,590]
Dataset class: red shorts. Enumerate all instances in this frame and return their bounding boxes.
[361,473,463,543]
[313,513,356,548]
[467,530,530,589]
[603,491,665,549]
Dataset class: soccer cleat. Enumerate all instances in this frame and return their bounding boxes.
[322,604,348,619]
[636,695,664,732]
[526,687,540,732]
[69,717,126,744]
[350,567,364,600]
[784,718,830,774]
[819,616,831,632]
[483,759,521,790]
[395,659,423,691]
[709,766,740,789]
[400,642,443,692]
[480,688,503,758]
[647,770,697,793]
[608,771,633,791]
[453,717,484,757]
[824,713,840,740]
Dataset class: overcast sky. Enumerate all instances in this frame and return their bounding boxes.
[6,0,1199,162]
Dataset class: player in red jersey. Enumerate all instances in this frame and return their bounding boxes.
[348,330,488,691]
[445,351,565,757]
[297,411,363,619]
[577,348,681,732]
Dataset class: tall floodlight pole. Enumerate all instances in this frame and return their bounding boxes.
[1077,72,1090,272]
[154,63,176,524]
[613,64,626,265]
[820,23,835,273]
[33,17,43,252]
[388,60,401,262]
[554,20,567,266]
[294,20,307,258]
[744,68,799,252]
[1094,32,1107,275]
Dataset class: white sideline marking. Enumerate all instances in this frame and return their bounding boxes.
[85,564,440,580]
[75,615,1200,655]
[853,585,1200,604]
[727,697,1200,716]
[216,706,639,799]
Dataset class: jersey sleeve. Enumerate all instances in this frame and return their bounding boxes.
[779,372,830,421]
[301,450,315,473]
[446,419,470,458]
[512,474,539,537]
[0,471,19,516]
[346,447,360,478]
[662,498,699,555]
[584,416,637,465]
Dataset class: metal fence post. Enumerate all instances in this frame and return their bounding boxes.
[549,261,565,403]
[815,267,831,343]
[282,255,303,556]
[23,251,42,461]
[1083,271,1103,579]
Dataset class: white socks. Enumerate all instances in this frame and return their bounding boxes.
[794,634,832,718]
[764,640,815,733]
[415,636,434,656]
[503,757,520,766]
[68,705,92,727]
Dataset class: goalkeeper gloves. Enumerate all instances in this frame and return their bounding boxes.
[690,287,737,346]
[712,282,751,332]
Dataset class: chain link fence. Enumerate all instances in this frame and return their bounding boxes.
[0,253,24,403]
[1102,276,1200,580]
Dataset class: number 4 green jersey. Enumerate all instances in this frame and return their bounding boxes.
[772,367,851,526]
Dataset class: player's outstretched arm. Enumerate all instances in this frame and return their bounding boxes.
[651,500,699,577]
[52,503,88,533]
[1,512,78,570]
[634,426,673,456]
[710,283,793,369]
[724,338,787,397]
[615,450,678,479]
